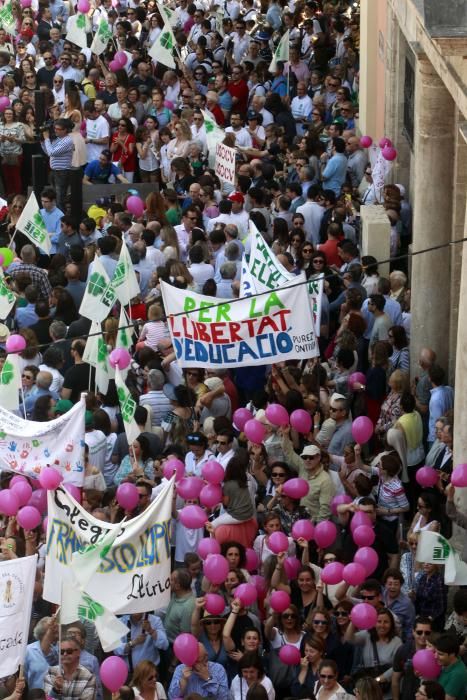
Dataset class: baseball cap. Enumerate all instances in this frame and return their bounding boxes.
[247,109,259,121]
[255,31,271,41]
[300,444,321,458]
[204,377,223,392]
[53,399,73,415]
[228,192,245,204]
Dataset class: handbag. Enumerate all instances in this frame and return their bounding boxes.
[352,639,391,692]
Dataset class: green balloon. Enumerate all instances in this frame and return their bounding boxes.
[0,247,14,267]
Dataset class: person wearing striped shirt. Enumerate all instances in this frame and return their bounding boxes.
[40,118,74,212]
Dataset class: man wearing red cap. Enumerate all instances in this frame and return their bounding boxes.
[227,192,249,237]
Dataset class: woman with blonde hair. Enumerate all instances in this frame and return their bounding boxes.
[62,87,87,171]
[354,676,383,700]
[375,370,409,437]
[166,260,194,289]
[161,225,180,262]
[131,660,166,700]
[166,118,192,161]
[103,317,119,350]
[145,191,168,225]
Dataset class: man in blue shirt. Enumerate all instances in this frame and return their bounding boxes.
[24,616,58,691]
[168,642,229,700]
[321,136,348,196]
[428,365,454,445]
[40,119,74,211]
[83,149,128,185]
[15,284,38,328]
[114,613,169,670]
[40,187,64,255]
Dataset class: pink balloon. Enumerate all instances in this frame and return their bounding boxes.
[451,463,467,487]
[314,520,337,548]
[268,531,289,554]
[177,476,204,500]
[201,460,224,485]
[360,135,373,148]
[200,484,222,508]
[348,371,366,389]
[234,583,257,606]
[100,655,128,692]
[321,561,344,585]
[116,482,139,510]
[232,407,253,431]
[416,466,438,488]
[173,633,199,666]
[279,645,301,665]
[0,490,19,516]
[5,334,26,353]
[20,0,32,6]
[77,0,90,12]
[382,146,397,161]
[244,419,266,444]
[109,348,131,370]
[283,556,302,580]
[351,416,373,444]
[245,548,258,572]
[10,480,32,506]
[331,493,352,516]
[291,519,314,541]
[17,506,42,530]
[39,467,63,490]
[265,403,289,427]
[179,505,207,529]
[9,475,27,487]
[64,484,81,502]
[350,511,373,532]
[251,574,267,595]
[204,554,229,584]
[126,195,145,218]
[289,409,312,434]
[0,97,10,112]
[379,137,392,149]
[204,593,225,616]
[343,562,367,586]
[164,100,174,110]
[197,537,221,560]
[412,649,442,680]
[163,458,185,482]
[115,50,128,67]
[352,525,375,547]
[282,478,310,500]
[354,547,379,576]
[28,489,47,515]
[350,602,378,630]
[270,590,291,613]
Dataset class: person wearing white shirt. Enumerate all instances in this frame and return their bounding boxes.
[226,192,250,237]
[83,101,109,163]
[189,245,215,292]
[231,22,250,64]
[55,53,81,82]
[184,433,213,477]
[291,82,313,136]
[162,70,180,107]
[215,429,236,469]
[297,186,325,245]
[225,112,252,148]
[174,209,198,262]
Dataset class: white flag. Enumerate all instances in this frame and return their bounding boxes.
[80,257,116,323]
[0,270,15,320]
[0,353,21,411]
[202,109,225,168]
[115,368,140,444]
[149,22,177,69]
[90,17,113,55]
[66,13,89,50]
[112,240,140,306]
[417,530,467,585]
[0,2,16,35]
[117,305,133,353]
[157,2,177,27]
[15,192,50,254]
[83,320,109,395]
[269,29,290,72]
[0,555,37,677]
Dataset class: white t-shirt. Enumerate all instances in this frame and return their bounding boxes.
[190,262,215,292]
[84,429,107,472]
[230,675,275,700]
[225,126,252,148]
[85,115,109,162]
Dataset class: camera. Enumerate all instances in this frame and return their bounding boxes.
[39,119,56,139]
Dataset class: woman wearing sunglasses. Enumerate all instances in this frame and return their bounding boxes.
[131,660,166,700]
[313,659,349,699]
[191,601,228,667]
[291,634,326,697]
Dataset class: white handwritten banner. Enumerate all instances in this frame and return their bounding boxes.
[0,555,37,677]
[307,276,324,338]
[214,142,236,185]
[0,400,85,485]
[43,479,174,614]
[161,278,318,368]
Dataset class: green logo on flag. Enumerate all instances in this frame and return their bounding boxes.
[117,387,136,423]
[433,537,451,561]
[204,119,215,134]
[0,278,14,302]
[112,261,126,287]
[88,273,107,297]
[160,31,174,50]
[97,337,108,366]
[76,13,86,28]
[0,360,14,385]
[98,20,112,41]
[78,594,105,621]
[24,213,47,245]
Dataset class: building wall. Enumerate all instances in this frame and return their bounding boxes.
[359,0,387,138]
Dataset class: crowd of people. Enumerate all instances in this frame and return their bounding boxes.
[0,1,466,700]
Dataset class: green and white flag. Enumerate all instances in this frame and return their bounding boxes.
[82,320,110,395]
[0,270,15,321]
[0,353,20,412]
[66,13,89,50]
[115,368,139,444]
[91,17,113,56]
[0,2,16,35]
[79,257,116,323]
[417,530,467,585]
[15,192,50,254]
[157,2,177,27]
[149,22,177,69]
[117,305,133,353]
[269,29,289,72]
[111,240,140,306]
[202,109,225,168]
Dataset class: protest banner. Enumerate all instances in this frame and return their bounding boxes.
[0,399,85,485]
[0,555,37,677]
[161,279,318,368]
[214,142,236,186]
[44,478,174,614]
[307,275,324,337]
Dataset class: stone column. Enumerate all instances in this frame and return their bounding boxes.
[359,0,379,137]
[409,49,455,377]
[360,205,391,277]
